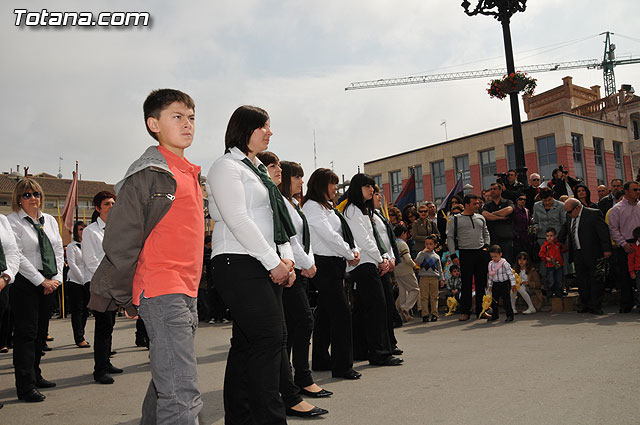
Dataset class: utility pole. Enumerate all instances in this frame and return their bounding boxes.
[440,119,448,140]
[313,130,317,170]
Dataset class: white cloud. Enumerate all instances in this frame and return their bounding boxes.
[1,0,639,186]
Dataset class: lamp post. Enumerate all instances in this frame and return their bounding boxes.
[461,0,527,174]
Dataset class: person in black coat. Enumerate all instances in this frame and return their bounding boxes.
[558,199,612,314]
[551,167,580,199]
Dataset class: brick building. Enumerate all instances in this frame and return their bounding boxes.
[364,77,637,206]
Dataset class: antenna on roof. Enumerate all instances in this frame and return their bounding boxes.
[58,157,64,179]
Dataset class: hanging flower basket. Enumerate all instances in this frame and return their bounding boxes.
[487,71,537,100]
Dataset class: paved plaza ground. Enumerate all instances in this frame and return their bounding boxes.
[1,307,638,425]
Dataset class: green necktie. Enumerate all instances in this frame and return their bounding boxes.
[374,210,400,263]
[241,158,296,245]
[294,203,311,254]
[25,216,57,278]
[0,236,6,273]
[370,215,388,256]
[333,208,355,249]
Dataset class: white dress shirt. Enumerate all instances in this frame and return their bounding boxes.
[66,241,88,284]
[302,200,357,260]
[372,212,395,263]
[571,207,583,250]
[83,216,106,279]
[0,214,20,283]
[206,147,293,271]
[8,209,64,285]
[343,204,383,272]
[284,197,314,270]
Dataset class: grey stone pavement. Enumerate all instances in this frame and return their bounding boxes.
[1,307,639,425]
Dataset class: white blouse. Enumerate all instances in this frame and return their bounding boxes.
[372,212,395,263]
[284,197,314,270]
[82,217,106,279]
[206,147,293,271]
[8,209,64,285]
[343,204,383,272]
[0,214,20,283]
[302,200,357,260]
[66,241,88,284]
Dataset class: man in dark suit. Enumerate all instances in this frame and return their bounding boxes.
[559,199,612,314]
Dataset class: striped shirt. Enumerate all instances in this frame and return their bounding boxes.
[487,258,516,288]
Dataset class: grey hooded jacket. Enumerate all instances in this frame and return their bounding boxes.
[87,146,177,314]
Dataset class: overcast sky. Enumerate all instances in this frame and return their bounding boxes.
[2,0,639,186]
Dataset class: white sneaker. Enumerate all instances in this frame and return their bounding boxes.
[522,308,536,315]
[208,319,216,324]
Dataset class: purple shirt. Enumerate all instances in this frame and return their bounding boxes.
[512,206,530,242]
[608,198,640,247]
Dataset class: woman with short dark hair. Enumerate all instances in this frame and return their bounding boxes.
[7,178,64,402]
[303,168,362,380]
[343,173,403,367]
[208,106,298,424]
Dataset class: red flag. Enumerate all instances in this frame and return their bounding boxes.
[61,168,78,233]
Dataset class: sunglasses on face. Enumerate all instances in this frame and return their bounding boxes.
[532,178,540,181]
[21,192,41,200]
[418,210,427,213]
[518,198,526,201]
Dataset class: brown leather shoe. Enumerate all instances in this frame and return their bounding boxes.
[458,314,470,321]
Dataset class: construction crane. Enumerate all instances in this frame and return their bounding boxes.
[345,32,640,97]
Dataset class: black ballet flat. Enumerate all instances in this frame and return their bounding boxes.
[300,388,333,398]
[286,406,328,417]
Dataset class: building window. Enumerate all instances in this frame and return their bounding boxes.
[373,174,382,190]
[536,135,557,181]
[506,144,517,171]
[593,137,606,186]
[411,165,423,203]
[454,155,471,191]
[389,170,402,202]
[571,134,585,180]
[479,149,497,190]
[431,160,446,205]
[613,141,624,180]
[633,120,639,140]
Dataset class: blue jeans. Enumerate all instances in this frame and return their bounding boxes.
[546,267,563,294]
[138,294,201,425]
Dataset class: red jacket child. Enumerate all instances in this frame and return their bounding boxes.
[627,241,640,276]
[539,240,565,268]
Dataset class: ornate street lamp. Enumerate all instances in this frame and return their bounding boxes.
[462,0,527,175]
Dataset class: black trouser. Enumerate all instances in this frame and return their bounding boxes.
[616,245,636,310]
[283,272,314,389]
[458,249,488,316]
[135,318,149,347]
[574,250,604,311]
[212,254,287,425]
[311,255,353,376]
[67,281,90,344]
[380,273,398,347]
[93,310,115,378]
[208,285,228,321]
[350,263,392,364]
[0,287,9,348]
[490,280,514,319]
[9,274,49,396]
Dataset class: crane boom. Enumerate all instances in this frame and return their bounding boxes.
[345,58,640,91]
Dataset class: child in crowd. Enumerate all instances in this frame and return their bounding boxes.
[539,228,565,298]
[511,252,537,314]
[446,264,462,301]
[393,225,420,322]
[627,226,640,306]
[415,235,443,322]
[487,245,516,322]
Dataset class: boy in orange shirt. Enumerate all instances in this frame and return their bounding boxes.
[88,89,203,424]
